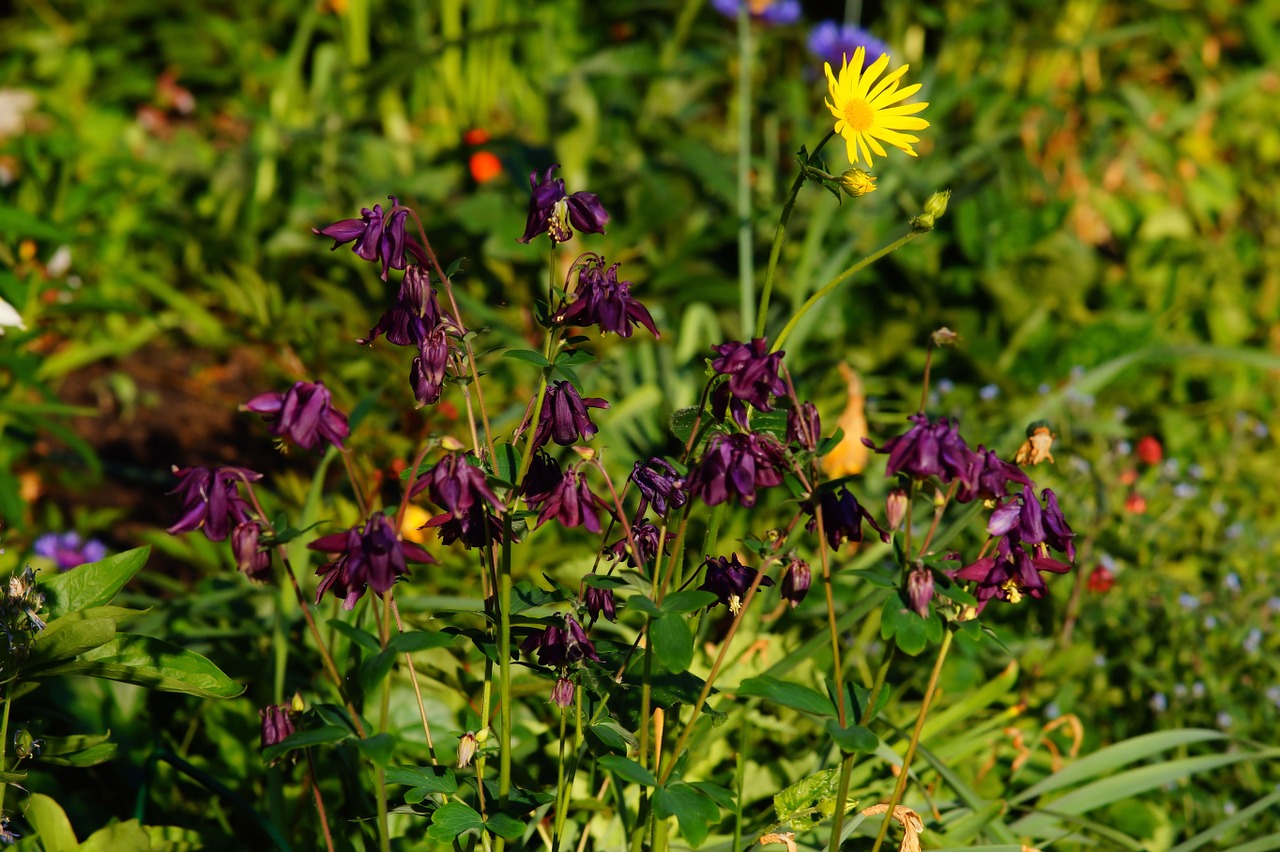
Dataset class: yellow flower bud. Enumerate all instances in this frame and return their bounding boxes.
[837,168,878,199]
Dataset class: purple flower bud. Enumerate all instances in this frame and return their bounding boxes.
[243,381,350,452]
[232,521,272,582]
[786,402,822,451]
[1041,488,1076,560]
[517,165,610,245]
[606,520,666,568]
[167,465,262,543]
[864,413,973,485]
[583,579,617,623]
[687,432,787,508]
[906,565,934,618]
[531,381,609,449]
[780,558,811,608]
[259,704,296,751]
[629,457,687,519]
[709,338,788,428]
[551,677,575,708]
[360,265,442,347]
[885,489,909,532]
[699,554,774,614]
[313,195,421,281]
[33,532,107,571]
[804,485,888,550]
[309,513,435,608]
[535,464,604,534]
[553,254,659,339]
[410,326,451,407]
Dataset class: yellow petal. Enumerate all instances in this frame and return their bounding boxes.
[822,364,869,478]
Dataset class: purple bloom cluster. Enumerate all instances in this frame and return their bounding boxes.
[33,532,106,571]
[629,457,688,520]
[687,432,787,508]
[411,453,506,549]
[583,579,617,623]
[243,381,350,452]
[553,254,659,339]
[606,520,666,568]
[522,614,601,667]
[518,165,610,245]
[232,521,271,582]
[804,485,888,551]
[167,465,262,542]
[699,554,774,613]
[314,195,423,281]
[807,21,890,69]
[710,338,788,427]
[309,512,435,609]
[359,265,442,347]
[532,382,609,449]
[711,0,801,25]
[864,413,971,483]
[532,464,604,534]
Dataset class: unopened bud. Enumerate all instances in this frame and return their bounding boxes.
[780,557,812,608]
[930,327,960,347]
[885,489,909,532]
[456,731,478,768]
[552,677,575,708]
[572,446,596,462]
[290,691,306,714]
[924,189,950,220]
[906,565,934,618]
[440,436,465,452]
[838,168,877,199]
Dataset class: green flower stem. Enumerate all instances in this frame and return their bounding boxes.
[755,129,837,339]
[493,519,515,852]
[771,227,923,354]
[0,680,11,816]
[390,596,438,764]
[830,640,895,849]
[736,1,755,336]
[553,706,569,844]
[870,627,954,852]
[375,594,392,852]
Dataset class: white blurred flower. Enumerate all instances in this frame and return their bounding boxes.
[0,296,25,335]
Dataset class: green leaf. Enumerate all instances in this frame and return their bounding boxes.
[485,813,525,840]
[492,442,522,486]
[825,720,878,754]
[357,733,396,767]
[428,802,485,841]
[650,614,694,673]
[503,349,552,368]
[510,580,562,614]
[626,595,662,617]
[1170,789,1280,851]
[582,574,629,590]
[75,819,152,852]
[736,676,836,717]
[880,597,928,656]
[0,770,26,782]
[25,611,121,669]
[668,406,702,444]
[0,205,65,241]
[660,590,717,614]
[328,619,380,652]
[653,782,718,847]
[30,634,242,698]
[360,649,398,694]
[387,630,455,654]
[599,754,657,787]
[35,731,117,767]
[773,768,853,831]
[38,546,150,620]
[262,725,352,763]
[386,765,458,793]
[23,793,77,851]
[589,719,639,753]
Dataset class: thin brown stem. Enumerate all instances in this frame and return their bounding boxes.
[305,751,336,852]
[391,594,438,764]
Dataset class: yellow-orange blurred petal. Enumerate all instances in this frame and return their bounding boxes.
[822,363,868,478]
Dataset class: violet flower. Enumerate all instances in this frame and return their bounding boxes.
[606,520,665,567]
[517,165,610,244]
[167,465,262,542]
[1042,488,1076,560]
[313,195,422,281]
[906,564,934,618]
[33,532,107,571]
[863,413,973,484]
[232,521,272,582]
[712,0,801,25]
[522,614,602,667]
[687,432,787,508]
[709,338,788,428]
[360,265,442,347]
[786,402,822,451]
[955,445,1032,504]
[520,451,562,510]
[243,381,350,452]
[699,554,774,614]
[535,465,604,534]
[804,484,888,550]
[531,381,609,449]
[259,704,296,751]
[410,326,451,407]
[629,457,687,519]
[807,21,890,69]
[411,453,506,549]
[309,512,435,609]
[780,557,811,608]
[583,579,617,623]
[954,536,1070,613]
[552,254,659,338]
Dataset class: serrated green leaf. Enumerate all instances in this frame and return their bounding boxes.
[386,765,458,793]
[503,349,552,368]
[599,754,657,787]
[650,614,694,673]
[429,802,485,841]
[736,676,836,717]
[485,813,525,840]
[825,720,878,754]
[30,633,242,698]
[773,767,853,831]
[660,590,717,614]
[38,546,149,620]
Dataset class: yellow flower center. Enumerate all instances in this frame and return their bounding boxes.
[1000,579,1023,604]
[842,98,874,132]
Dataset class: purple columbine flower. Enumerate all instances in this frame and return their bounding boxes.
[629,457,687,519]
[712,0,801,25]
[807,21,891,69]
[167,465,262,542]
[864,413,974,484]
[709,338,788,428]
[410,326,452,407]
[33,532,107,571]
[687,432,787,508]
[1042,489,1076,560]
[583,579,617,623]
[535,464,604,534]
[780,557,811,608]
[551,677,575,708]
[309,512,435,609]
[954,536,1070,614]
[232,521,271,582]
[552,254,659,339]
[786,402,822,451]
[243,381,350,452]
[522,614,602,667]
[955,446,1032,504]
[531,381,609,449]
[906,564,934,618]
[411,453,506,549]
[360,265,442,347]
[606,520,666,568]
[520,451,562,510]
[259,703,296,751]
[804,485,888,550]
[313,195,422,281]
[517,165,610,244]
[699,554,774,614]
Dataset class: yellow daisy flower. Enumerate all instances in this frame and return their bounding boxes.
[824,47,930,169]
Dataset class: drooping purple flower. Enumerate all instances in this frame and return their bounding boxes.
[309,512,435,609]
[709,338,788,428]
[313,195,421,281]
[629,457,687,519]
[531,381,609,449]
[780,557,811,608]
[551,677,575,708]
[906,564,934,618]
[232,521,272,582]
[411,453,506,550]
[33,532,107,571]
[687,432,787,508]
[954,536,1070,614]
[535,464,604,534]
[804,485,889,550]
[167,465,262,543]
[955,446,1032,504]
[583,579,617,623]
[786,402,822,451]
[517,165,610,244]
[552,254,659,339]
[360,265,442,347]
[1042,488,1076,560]
[520,451,562,510]
[410,326,451,407]
[711,0,801,25]
[243,381,350,452]
[863,413,974,484]
[521,614,601,667]
[259,704,296,751]
[807,21,891,69]
[606,520,666,568]
[699,554,774,614]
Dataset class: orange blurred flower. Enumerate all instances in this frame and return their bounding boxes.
[1136,436,1162,465]
[469,151,502,184]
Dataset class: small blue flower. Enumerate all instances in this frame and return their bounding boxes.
[1223,572,1242,593]
[807,21,890,69]
[1216,711,1233,729]
[712,0,801,25]
[1149,693,1168,713]
[1178,593,1201,611]
[34,532,107,571]
[978,383,1000,401]
[1243,628,1262,654]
